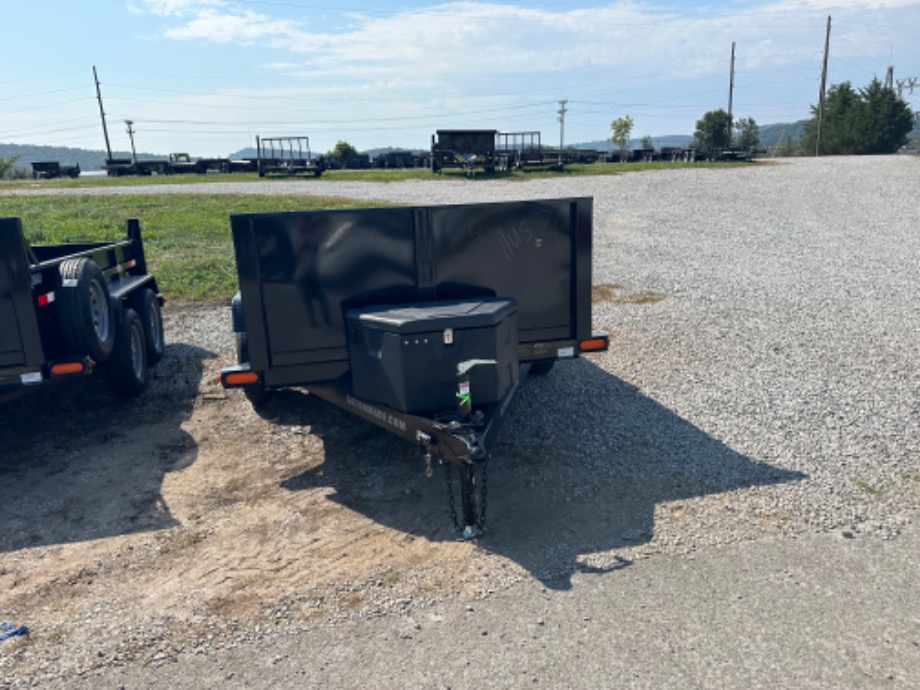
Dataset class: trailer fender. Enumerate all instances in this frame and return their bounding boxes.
[231,292,245,333]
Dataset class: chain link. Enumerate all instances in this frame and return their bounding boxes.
[479,459,488,532]
[442,457,488,535]
[444,460,459,532]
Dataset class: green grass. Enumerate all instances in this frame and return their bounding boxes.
[0,193,384,302]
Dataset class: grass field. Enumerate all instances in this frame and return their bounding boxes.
[0,193,381,302]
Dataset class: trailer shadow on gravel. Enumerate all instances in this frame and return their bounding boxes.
[0,343,213,553]
[276,357,806,591]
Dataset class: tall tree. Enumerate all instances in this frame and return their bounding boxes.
[609,116,634,159]
[0,155,21,180]
[328,140,358,161]
[734,117,760,149]
[800,78,913,155]
[856,77,915,154]
[694,109,732,149]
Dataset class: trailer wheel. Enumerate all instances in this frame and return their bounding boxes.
[528,360,556,376]
[105,308,148,397]
[58,257,116,363]
[236,332,272,406]
[135,288,165,365]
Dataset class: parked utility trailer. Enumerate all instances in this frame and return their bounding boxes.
[0,218,165,401]
[220,198,608,536]
[256,136,324,178]
[430,130,499,173]
[30,161,81,179]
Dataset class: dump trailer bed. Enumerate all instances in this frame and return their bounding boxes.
[0,218,165,400]
[220,197,607,535]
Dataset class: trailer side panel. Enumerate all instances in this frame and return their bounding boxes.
[232,197,593,387]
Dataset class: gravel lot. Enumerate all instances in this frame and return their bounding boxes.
[1,155,919,685]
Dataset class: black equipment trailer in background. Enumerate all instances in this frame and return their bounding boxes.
[30,161,81,179]
[220,198,608,536]
[0,218,165,400]
[430,130,499,174]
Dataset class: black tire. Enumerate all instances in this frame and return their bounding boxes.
[236,332,272,406]
[134,288,165,365]
[105,308,148,397]
[58,257,115,363]
[528,360,556,376]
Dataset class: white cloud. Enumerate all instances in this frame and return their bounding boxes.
[163,8,306,45]
[138,0,225,17]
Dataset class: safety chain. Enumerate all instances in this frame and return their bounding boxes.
[445,459,459,531]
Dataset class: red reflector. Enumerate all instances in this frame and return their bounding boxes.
[579,337,608,352]
[51,361,86,376]
[37,293,54,307]
[225,371,260,386]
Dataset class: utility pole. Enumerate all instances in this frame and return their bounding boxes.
[125,120,137,163]
[885,66,894,89]
[895,77,918,98]
[557,100,568,151]
[816,15,831,157]
[93,66,113,162]
[728,41,736,145]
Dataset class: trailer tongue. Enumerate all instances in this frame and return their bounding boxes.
[220,197,607,537]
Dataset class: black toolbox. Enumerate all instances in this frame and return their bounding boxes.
[346,299,518,413]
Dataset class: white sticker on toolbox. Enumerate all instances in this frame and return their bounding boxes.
[21,372,43,385]
[558,346,575,358]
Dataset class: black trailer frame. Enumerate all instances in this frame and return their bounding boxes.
[256,135,324,177]
[220,197,608,536]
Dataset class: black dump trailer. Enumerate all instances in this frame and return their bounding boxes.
[220,198,608,536]
[0,218,165,401]
[431,130,499,174]
[30,161,81,179]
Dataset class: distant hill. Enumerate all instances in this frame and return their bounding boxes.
[758,121,808,149]
[227,145,428,160]
[573,121,811,151]
[0,143,166,173]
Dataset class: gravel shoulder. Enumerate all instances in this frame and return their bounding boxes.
[1,156,918,686]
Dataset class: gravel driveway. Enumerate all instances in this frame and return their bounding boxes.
[2,155,918,687]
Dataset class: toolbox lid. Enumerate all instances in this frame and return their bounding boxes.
[348,298,517,335]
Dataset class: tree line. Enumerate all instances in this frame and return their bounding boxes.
[610,76,915,157]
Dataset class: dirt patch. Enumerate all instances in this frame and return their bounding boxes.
[593,283,666,305]
[0,304,514,679]
[0,301,796,683]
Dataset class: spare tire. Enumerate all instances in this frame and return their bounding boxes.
[58,257,115,362]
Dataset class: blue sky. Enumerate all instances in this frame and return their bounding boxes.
[2,1,918,157]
